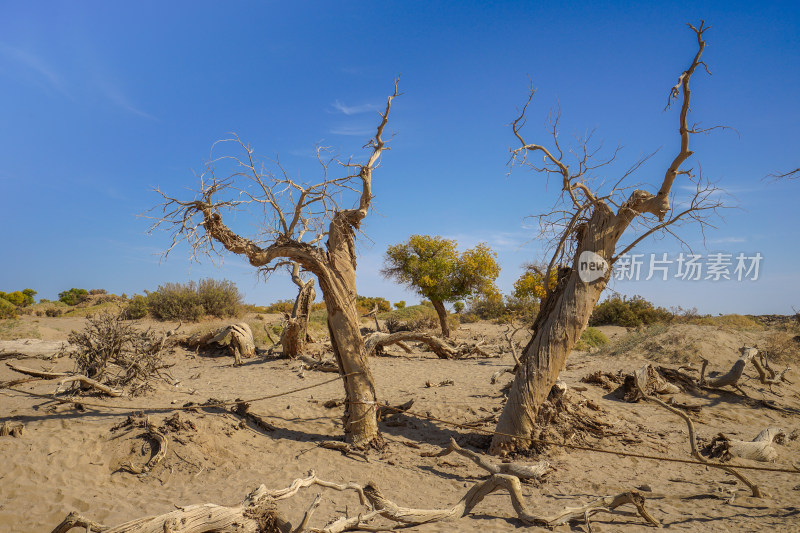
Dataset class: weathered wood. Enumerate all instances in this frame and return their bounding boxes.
[423,437,551,480]
[631,367,762,497]
[51,471,658,533]
[708,427,784,463]
[7,363,123,397]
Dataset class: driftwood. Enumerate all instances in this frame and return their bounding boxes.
[707,427,784,463]
[51,470,658,533]
[181,323,256,365]
[631,364,762,497]
[6,362,123,397]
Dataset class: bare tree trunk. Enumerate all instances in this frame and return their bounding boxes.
[490,208,617,454]
[490,24,714,455]
[281,263,316,358]
[431,299,451,338]
[318,213,381,449]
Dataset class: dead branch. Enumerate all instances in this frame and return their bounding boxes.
[632,365,762,497]
[423,437,550,480]
[6,363,123,397]
[700,346,757,393]
[51,470,658,533]
[364,331,495,359]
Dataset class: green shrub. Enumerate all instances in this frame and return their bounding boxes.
[589,295,672,328]
[394,300,406,309]
[1,288,38,307]
[263,299,295,314]
[146,279,241,321]
[59,288,89,306]
[45,307,63,317]
[0,298,17,319]
[356,295,391,313]
[453,301,465,314]
[124,294,149,320]
[574,327,610,351]
[197,278,242,318]
[89,288,107,295]
[460,312,480,324]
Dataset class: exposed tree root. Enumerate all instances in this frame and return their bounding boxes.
[706,427,785,463]
[51,471,658,532]
[631,365,762,497]
[117,415,169,475]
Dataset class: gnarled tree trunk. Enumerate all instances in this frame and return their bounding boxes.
[431,299,451,338]
[280,263,316,358]
[490,24,714,454]
[491,207,621,454]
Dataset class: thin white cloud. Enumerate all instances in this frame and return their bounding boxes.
[330,124,375,136]
[0,43,68,96]
[709,236,746,244]
[331,100,378,115]
[97,79,158,121]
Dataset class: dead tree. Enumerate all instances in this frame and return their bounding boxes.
[148,81,400,448]
[491,23,724,454]
[280,262,317,358]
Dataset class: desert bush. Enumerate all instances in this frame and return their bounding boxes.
[453,301,465,314]
[146,279,241,321]
[680,313,763,330]
[589,294,673,328]
[263,299,295,314]
[69,311,167,395]
[124,294,149,319]
[573,327,609,351]
[58,288,89,306]
[467,292,506,320]
[394,300,406,310]
[197,278,242,318]
[356,295,391,313]
[382,304,440,333]
[460,312,480,324]
[0,298,17,319]
[598,323,669,357]
[45,307,63,317]
[89,288,107,295]
[146,283,204,321]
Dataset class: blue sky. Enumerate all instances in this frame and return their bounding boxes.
[1,1,798,314]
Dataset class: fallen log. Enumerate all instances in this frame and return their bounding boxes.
[180,323,256,365]
[707,427,784,463]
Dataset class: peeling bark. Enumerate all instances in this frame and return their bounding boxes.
[281,263,316,358]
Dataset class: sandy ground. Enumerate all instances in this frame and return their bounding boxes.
[1,315,799,532]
